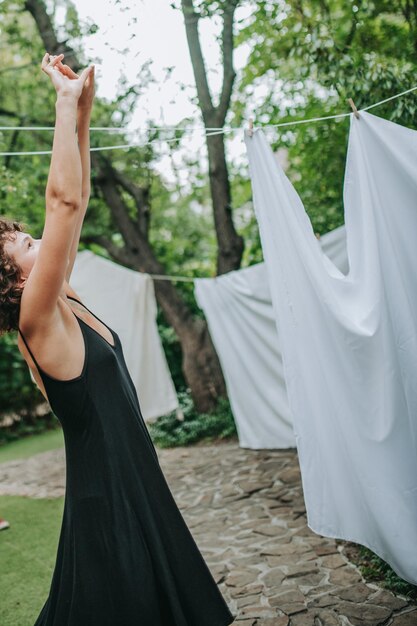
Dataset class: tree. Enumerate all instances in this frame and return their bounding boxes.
[234,0,417,234]
[181,0,244,274]
[0,0,228,412]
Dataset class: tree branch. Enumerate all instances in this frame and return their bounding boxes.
[0,106,54,126]
[0,61,37,75]
[90,152,142,250]
[181,0,214,120]
[111,168,151,238]
[4,129,21,169]
[91,152,151,241]
[80,234,135,266]
[24,0,80,70]
[19,0,229,410]
[344,0,363,50]
[217,0,239,123]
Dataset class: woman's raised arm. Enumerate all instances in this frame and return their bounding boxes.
[52,59,95,282]
[20,54,94,332]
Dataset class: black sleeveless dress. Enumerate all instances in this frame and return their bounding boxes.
[18,296,235,626]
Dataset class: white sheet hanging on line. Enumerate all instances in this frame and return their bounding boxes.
[194,225,347,450]
[70,251,178,421]
[245,111,417,584]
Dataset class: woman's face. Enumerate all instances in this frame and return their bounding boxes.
[3,231,41,285]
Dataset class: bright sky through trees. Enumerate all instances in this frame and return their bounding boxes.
[55,0,253,184]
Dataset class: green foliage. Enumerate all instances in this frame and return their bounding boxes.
[3,0,417,435]
[273,107,349,235]
[234,0,417,234]
[0,332,57,445]
[0,410,60,446]
[354,545,417,601]
[148,391,237,448]
[0,0,220,433]
[156,315,187,391]
[149,181,218,313]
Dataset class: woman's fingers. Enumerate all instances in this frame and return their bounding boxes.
[68,66,80,79]
[56,60,70,76]
[41,53,94,104]
[78,65,94,86]
[41,52,51,72]
[41,53,65,74]
[49,54,65,69]
[41,52,53,73]
[57,62,79,80]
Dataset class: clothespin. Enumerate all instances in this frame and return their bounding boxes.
[247,117,254,137]
[347,98,360,119]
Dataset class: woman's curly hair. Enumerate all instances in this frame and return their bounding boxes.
[0,217,27,336]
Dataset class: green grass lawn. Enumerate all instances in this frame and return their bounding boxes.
[0,495,64,626]
[0,428,64,464]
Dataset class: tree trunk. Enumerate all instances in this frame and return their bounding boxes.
[181,0,244,275]
[24,0,228,413]
[206,130,244,274]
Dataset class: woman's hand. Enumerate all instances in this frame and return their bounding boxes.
[41,53,93,102]
[54,58,95,113]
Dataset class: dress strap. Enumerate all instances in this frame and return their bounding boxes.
[18,326,42,371]
[18,297,87,377]
[17,298,83,372]
[67,295,109,329]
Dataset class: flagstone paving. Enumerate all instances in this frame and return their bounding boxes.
[0,439,416,625]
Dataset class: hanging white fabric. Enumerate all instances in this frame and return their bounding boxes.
[194,225,347,449]
[244,111,417,584]
[70,251,178,421]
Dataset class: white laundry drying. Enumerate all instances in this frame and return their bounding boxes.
[194,226,347,450]
[244,111,417,584]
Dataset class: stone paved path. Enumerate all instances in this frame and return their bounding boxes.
[1,439,416,625]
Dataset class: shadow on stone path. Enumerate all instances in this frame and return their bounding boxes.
[0,439,415,625]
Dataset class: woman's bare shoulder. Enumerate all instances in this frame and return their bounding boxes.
[17,281,87,384]
[19,280,81,334]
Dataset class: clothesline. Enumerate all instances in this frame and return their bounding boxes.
[2,82,416,282]
[0,125,227,132]
[3,83,415,135]
[147,273,198,282]
[266,84,417,129]
[1,83,416,280]
[0,129,232,156]
[0,84,416,157]
[93,81,417,284]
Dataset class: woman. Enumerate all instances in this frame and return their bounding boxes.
[0,53,235,626]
